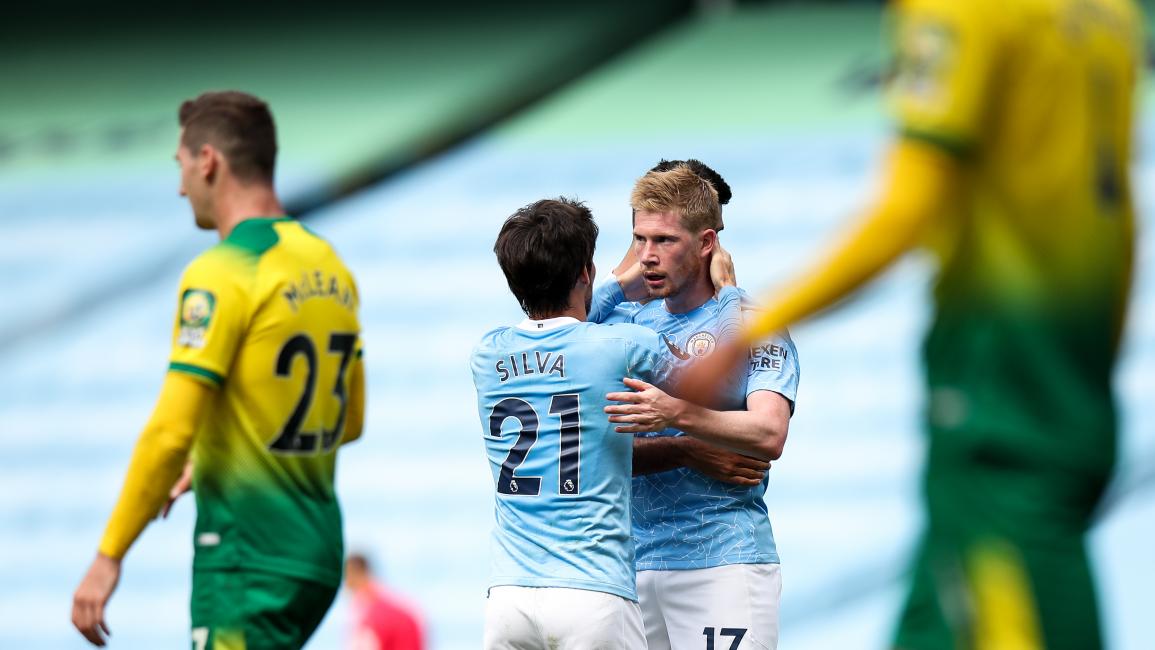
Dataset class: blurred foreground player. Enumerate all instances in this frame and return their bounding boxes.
[683,1,1142,647]
[345,554,425,650]
[471,198,675,648]
[72,91,365,648]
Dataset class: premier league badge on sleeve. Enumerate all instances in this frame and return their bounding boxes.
[178,289,215,349]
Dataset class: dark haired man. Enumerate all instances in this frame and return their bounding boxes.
[72,91,364,649]
[470,198,675,648]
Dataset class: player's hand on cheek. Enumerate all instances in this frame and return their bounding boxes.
[616,262,648,302]
[680,437,769,487]
[72,554,121,647]
[605,377,683,433]
[709,242,736,294]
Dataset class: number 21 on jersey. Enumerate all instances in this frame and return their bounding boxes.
[488,394,581,496]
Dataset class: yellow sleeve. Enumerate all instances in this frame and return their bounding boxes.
[168,251,249,387]
[341,352,366,445]
[744,138,960,342]
[889,0,999,155]
[98,372,213,559]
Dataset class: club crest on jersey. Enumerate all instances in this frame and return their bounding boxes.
[687,331,717,358]
[178,289,215,349]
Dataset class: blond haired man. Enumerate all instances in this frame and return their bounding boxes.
[593,162,799,649]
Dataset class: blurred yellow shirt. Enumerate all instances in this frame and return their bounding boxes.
[890,0,1142,459]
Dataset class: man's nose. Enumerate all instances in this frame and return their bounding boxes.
[638,242,658,264]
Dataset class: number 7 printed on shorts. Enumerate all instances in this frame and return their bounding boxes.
[703,627,747,650]
[191,627,208,650]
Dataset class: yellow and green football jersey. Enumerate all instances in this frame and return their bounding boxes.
[890,0,1141,468]
[169,216,361,587]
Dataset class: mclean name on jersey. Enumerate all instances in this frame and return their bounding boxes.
[495,351,566,383]
[282,270,356,312]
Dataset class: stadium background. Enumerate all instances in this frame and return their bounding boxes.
[2,0,1153,647]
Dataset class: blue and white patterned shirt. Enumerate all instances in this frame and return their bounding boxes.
[471,317,676,599]
[590,281,800,570]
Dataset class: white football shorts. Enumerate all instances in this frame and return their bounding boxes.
[484,585,646,649]
[637,563,782,650]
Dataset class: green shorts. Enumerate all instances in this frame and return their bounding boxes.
[893,439,1110,650]
[190,569,338,650]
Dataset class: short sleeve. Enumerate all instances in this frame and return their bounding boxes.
[888,0,999,155]
[745,330,800,413]
[713,287,743,342]
[167,252,250,387]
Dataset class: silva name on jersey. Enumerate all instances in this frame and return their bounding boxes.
[495,351,566,382]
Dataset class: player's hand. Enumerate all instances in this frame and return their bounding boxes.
[605,377,684,433]
[709,242,737,294]
[678,339,746,408]
[160,460,194,519]
[72,553,121,647]
[679,436,769,486]
[616,262,648,302]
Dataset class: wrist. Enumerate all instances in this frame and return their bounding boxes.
[96,542,126,563]
[670,398,693,431]
[95,552,123,568]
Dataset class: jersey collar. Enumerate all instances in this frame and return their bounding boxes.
[516,316,581,332]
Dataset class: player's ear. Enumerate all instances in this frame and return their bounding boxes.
[700,229,718,258]
[578,263,593,287]
[198,144,218,182]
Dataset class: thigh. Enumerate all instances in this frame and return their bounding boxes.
[538,588,645,650]
[485,586,646,650]
[658,565,781,650]
[484,586,541,650]
[243,572,337,650]
[897,459,1104,650]
[191,570,337,650]
[638,571,671,650]
[191,570,245,650]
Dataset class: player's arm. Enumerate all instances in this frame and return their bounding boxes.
[678,140,958,403]
[632,436,769,486]
[72,372,213,646]
[341,354,366,445]
[608,380,790,460]
[744,138,958,341]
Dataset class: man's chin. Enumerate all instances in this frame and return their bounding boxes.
[646,285,674,300]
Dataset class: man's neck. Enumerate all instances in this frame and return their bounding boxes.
[530,306,586,322]
[662,274,716,314]
[214,184,285,240]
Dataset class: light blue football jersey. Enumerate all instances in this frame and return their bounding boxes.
[471,317,676,601]
[590,281,800,570]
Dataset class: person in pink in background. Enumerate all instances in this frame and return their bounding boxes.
[345,553,425,650]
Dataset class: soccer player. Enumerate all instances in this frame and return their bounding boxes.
[681,1,1142,647]
[71,91,365,649]
[594,163,799,649]
[471,198,675,649]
